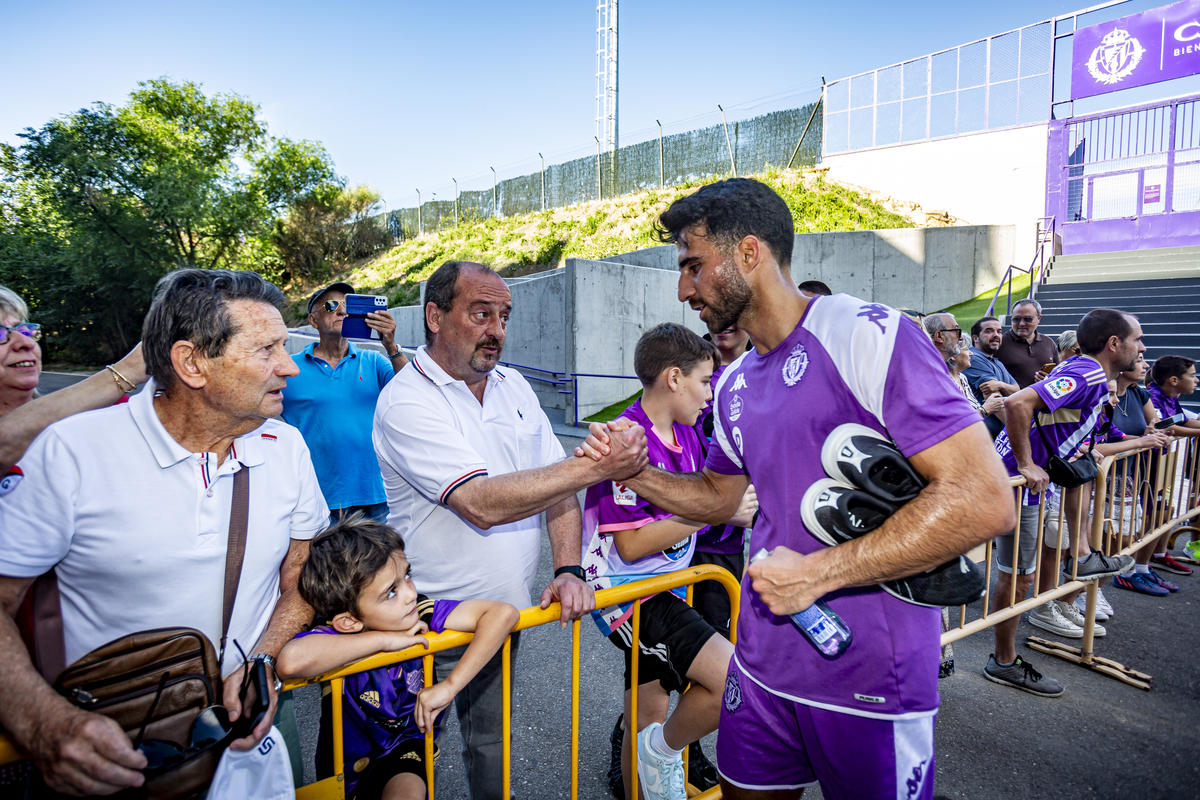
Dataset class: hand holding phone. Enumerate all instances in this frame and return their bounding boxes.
[1155,413,1185,430]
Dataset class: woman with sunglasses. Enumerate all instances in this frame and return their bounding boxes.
[0,285,147,475]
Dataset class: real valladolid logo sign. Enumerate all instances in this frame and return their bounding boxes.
[1071,0,1200,100]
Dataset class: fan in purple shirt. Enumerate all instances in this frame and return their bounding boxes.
[576,179,1012,800]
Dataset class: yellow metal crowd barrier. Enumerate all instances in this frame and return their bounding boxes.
[4,438,1198,796]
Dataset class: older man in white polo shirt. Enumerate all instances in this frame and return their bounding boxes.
[373,260,647,800]
[0,269,328,796]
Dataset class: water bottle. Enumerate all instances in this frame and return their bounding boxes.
[751,549,852,660]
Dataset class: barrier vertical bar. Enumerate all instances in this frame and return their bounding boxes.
[424,654,435,800]
[1009,490,1023,606]
[502,635,512,799]
[629,598,641,800]
[332,678,346,798]
[571,619,581,800]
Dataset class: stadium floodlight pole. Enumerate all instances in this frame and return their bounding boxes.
[595,136,602,200]
[718,104,736,177]
[539,153,546,211]
[657,119,664,188]
[490,167,497,217]
[415,188,422,236]
[788,77,826,170]
[452,178,459,226]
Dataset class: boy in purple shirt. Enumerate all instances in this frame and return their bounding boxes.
[582,323,753,800]
[578,180,1013,799]
[1146,355,1200,575]
[277,516,519,800]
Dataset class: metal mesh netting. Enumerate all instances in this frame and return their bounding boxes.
[371,101,821,239]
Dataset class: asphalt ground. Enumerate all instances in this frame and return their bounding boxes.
[35,374,1198,798]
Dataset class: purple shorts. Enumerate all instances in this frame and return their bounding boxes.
[716,659,936,799]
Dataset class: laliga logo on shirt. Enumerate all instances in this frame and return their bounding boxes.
[1087,28,1145,85]
[1045,376,1078,399]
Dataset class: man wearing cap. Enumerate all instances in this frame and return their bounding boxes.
[281,283,408,524]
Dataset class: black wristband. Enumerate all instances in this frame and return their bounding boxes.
[554,565,586,581]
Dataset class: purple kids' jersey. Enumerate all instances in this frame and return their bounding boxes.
[581,399,707,636]
[705,295,980,718]
[1148,382,1182,420]
[995,355,1110,504]
[293,596,459,796]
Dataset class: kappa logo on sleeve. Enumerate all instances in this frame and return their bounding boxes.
[1045,376,1078,399]
[613,482,637,506]
[0,466,23,497]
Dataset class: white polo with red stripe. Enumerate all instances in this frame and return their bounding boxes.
[372,346,565,607]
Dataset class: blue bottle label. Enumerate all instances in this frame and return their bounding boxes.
[795,606,836,644]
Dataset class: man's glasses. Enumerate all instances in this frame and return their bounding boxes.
[0,323,41,344]
[945,327,964,338]
[1012,316,1037,324]
[322,299,344,313]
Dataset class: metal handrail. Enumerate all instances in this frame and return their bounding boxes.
[984,216,1056,318]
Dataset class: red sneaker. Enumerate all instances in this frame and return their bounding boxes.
[1150,553,1194,576]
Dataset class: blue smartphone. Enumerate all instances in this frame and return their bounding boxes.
[342,294,388,339]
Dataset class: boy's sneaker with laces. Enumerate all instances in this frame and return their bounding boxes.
[1063,552,1134,581]
[1028,601,1083,638]
[1147,569,1180,592]
[1096,588,1114,618]
[636,723,686,800]
[1054,599,1105,637]
[983,655,1064,697]
[1150,553,1193,575]
[1112,572,1169,596]
[1073,593,1108,621]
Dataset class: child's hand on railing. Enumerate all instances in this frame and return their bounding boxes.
[385,621,429,653]
[414,682,456,733]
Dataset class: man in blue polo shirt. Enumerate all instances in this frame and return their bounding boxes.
[282,282,408,523]
[963,316,1020,438]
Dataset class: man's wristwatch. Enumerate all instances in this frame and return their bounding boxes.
[248,653,284,692]
[554,565,586,582]
[387,348,404,360]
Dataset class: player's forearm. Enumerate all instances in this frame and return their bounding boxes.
[546,495,583,569]
[452,458,605,529]
[612,517,706,562]
[623,467,743,525]
[442,604,520,693]
[1005,394,1037,468]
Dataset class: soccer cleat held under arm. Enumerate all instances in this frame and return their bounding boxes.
[822,423,927,503]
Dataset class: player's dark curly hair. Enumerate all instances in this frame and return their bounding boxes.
[299,514,406,621]
[656,178,794,269]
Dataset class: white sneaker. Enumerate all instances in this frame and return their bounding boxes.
[1073,593,1108,622]
[1096,588,1114,618]
[636,723,686,800]
[1028,602,1083,638]
[1056,600,1105,637]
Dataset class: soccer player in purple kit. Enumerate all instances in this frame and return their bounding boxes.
[988,309,1142,696]
[578,179,1014,800]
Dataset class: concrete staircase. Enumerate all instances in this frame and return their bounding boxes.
[1035,245,1200,411]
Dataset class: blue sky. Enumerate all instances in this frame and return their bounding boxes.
[2,0,1119,209]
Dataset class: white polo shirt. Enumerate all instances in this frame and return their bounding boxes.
[0,381,328,677]
[373,347,565,608]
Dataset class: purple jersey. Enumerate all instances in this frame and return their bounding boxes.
[293,596,459,796]
[995,356,1110,504]
[696,360,750,554]
[1148,382,1182,420]
[581,400,707,635]
[705,295,980,718]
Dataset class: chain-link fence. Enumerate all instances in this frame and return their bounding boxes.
[374,97,822,240]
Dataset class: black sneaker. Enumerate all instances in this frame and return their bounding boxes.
[983,655,1064,697]
[822,424,926,503]
[607,714,625,800]
[687,741,719,792]
[883,555,986,608]
[801,478,896,546]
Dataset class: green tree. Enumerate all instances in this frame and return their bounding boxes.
[0,78,341,360]
[272,183,391,279]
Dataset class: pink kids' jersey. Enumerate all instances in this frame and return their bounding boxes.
[705,294,980,719]
[581,399,709,636]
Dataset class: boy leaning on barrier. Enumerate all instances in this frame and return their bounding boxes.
[1145,355,1200,577]
[277,515,519,800]
[579,323,754,800]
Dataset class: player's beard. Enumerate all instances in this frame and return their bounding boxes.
[704,258,753,333]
